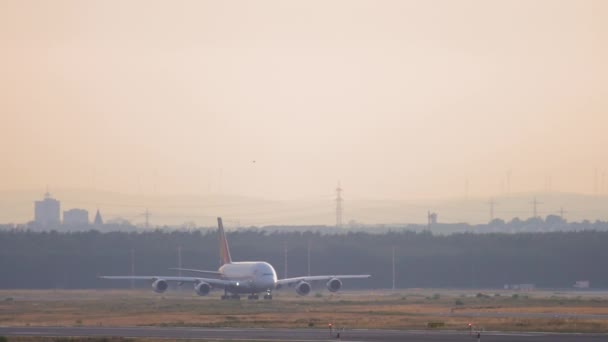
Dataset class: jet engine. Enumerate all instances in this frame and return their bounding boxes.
[152,279,168,293]
[326,278,342,292]
[194,282,211,296]
[295,281,311,296]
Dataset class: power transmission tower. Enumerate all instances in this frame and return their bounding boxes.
[531,198,542,218]
[335,182,343,228]
[558,207,568,220]
[427,211,438,230]
[144,209,150,229]
[487,198,497,222]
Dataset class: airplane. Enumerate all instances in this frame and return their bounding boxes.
[101,217,370,300]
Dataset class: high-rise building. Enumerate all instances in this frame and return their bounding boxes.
[93,209,104,225]
[63,208,89,225]
[34,192,60,226]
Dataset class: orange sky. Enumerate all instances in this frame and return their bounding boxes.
[1,0,607,200]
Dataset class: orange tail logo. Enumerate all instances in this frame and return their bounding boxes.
[218,217,232,266]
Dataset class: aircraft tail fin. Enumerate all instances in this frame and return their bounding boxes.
[218,217,232,266]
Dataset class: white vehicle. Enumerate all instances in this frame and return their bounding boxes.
[101,217,370,300]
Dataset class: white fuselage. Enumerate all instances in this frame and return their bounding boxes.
[218,261,277,294]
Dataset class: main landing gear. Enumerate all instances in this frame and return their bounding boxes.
[221,290,273,300]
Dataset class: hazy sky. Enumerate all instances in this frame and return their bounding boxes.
[1,0,607,200]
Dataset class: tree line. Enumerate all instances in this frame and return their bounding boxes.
[1,228,606,290]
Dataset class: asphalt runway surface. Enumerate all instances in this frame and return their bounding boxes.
[2,326,608,341]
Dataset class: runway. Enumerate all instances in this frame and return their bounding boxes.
[2,326,608,341]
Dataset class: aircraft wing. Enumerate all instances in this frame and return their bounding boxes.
[99,275,239,288]
[276,274,371,287]
[168,268,222,276]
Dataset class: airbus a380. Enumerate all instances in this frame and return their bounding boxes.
[101,217,370,300]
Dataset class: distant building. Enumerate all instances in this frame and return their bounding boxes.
[63,208,89,225]
[504,283,535,291]
[93,209,104,225]
[574,280,590,289]
[34,192,60,226]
